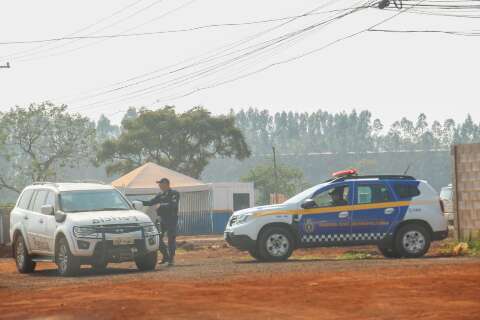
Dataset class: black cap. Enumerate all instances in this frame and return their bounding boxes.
[156,178,170,184]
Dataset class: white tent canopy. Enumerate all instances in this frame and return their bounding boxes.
[111,162,210,195]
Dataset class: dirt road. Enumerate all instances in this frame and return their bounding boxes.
[0,241,479,320]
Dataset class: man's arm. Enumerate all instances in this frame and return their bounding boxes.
[142,194,163,206]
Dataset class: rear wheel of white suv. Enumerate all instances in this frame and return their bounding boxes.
[56,237,80,276]
[14,234,36,273]
[395,224,431,258]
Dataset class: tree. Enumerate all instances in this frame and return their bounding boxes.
[0,102,96,193]
[96,114,120,142]
[97,106,251,178]
[241,163,309,205]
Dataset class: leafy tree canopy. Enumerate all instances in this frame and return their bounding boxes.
[241,163,309,205]
[97,106,251,178]
[0,102,96,193]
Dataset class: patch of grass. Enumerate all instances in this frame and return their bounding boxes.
[439,240,480,257]
[336,251,374,260]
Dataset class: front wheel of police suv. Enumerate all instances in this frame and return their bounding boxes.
[56,237,80,276]
[134,251,158,271]
[257,226,294,262]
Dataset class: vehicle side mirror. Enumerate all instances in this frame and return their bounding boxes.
[301,199,317,209]
[40,204,54,215]
[132,200,144,211]
[55,211,67,223]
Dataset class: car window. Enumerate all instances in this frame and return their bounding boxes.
[393,183,421,200]
[45,191,56,208]
[17,190,34,209]
[31,190,48,213]
[357,184,393,204]
[312,185,350,207]
[59,190,130,213]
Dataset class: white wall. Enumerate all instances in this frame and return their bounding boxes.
[210,182,254,212]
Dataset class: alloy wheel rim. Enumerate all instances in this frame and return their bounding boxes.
[16,240,25,267]
[266,233,289,257]
[58,244,68,272]
[402,230,426,254]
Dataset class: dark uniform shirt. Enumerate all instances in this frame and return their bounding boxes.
[142,189,180,224]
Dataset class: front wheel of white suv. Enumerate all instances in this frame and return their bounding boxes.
[14,234,36,273]
[56,237,80,276]
[135,251,158,271]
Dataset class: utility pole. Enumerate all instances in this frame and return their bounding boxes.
[0,62,10,69]
[272,146,279,204]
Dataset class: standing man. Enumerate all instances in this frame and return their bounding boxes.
[142,178,180,266]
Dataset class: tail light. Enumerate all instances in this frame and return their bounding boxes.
[439,199,445,213]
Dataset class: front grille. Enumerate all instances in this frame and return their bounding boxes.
[94,224,141,234]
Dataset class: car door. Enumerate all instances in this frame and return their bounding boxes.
[41,190,57,254]
[27,189,50,253]
[299,182,353,246]
[350,181,398,244]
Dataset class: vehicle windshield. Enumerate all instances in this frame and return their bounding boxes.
[59,190,131,213]
[283,184,323,204]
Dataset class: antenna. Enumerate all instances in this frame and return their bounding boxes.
[403,163,412,175]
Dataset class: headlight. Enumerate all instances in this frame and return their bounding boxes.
[143,224,158,235]
[235,213,252,225]
[73,226,100,239]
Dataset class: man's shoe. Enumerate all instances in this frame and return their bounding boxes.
[167,258,175,267]
[159,258,169,265]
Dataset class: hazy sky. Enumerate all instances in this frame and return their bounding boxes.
[0,0,479,126]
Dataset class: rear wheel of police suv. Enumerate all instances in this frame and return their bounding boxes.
[258,226,294,262]
[56,237,80,276]
[14,234,36,273]
[395,224,431,258]
[135,251,158,271]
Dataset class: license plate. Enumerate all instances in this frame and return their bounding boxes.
[112,237,135,246]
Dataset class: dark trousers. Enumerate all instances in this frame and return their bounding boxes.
[158,216,177,261]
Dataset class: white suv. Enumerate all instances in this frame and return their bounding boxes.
[10,182,159,276]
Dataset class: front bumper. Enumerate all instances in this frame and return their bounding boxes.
[224,232,256,251]
[72,224,159,261]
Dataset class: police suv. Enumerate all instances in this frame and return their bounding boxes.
[10,182,159,276]
[225,170,449,261]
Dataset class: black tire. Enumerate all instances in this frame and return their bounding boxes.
[394,224,431,258]
[257,226,294,262]
[377,244,402,258]
[13,234,36,273]
[135,251,158,271]
[56,237,80,277]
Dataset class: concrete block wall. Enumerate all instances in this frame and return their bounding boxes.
[452,144,480,240]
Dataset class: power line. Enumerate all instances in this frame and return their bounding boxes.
[369,28,480,35]
[63,0,357,107]
[0,0,147,60]
[0,7,367,46]
[67,1,372,111]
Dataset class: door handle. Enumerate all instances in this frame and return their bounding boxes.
[39,219,44,224]
[338,211,349,218]
[384,208,395,215]
[23,215,29,220]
